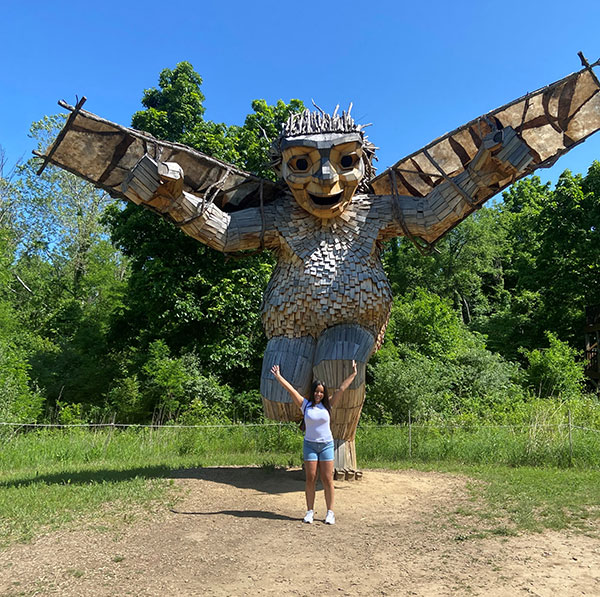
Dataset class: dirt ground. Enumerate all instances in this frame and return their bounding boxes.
[1,467,599,596]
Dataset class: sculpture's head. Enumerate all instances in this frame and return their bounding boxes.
[271,106,376,219]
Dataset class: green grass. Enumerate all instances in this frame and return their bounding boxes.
[1,423,599,548]
[363,460,600,538]
[0,425,302,547]
[357,422,600,467]
[468,465,600,534]
[357,423,600,538]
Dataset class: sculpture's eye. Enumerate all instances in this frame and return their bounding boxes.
[288,156,311,172]
[340,154,358,169]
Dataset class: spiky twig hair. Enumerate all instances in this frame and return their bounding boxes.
[270,104,377,190]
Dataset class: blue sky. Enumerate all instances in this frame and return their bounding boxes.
[2,0,600,188]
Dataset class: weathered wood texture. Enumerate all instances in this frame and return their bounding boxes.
[261,198,394,342]
[40,102,283,210]
[261,325,372,470]
[334,439,357,472]
[371,64,600,194]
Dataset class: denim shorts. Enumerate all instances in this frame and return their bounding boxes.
[303,439,334,462]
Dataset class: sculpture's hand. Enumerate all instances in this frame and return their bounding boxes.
[472,126,533,182]
[123,154,267,254]
[122,156,184,206]
[156,161,184,201]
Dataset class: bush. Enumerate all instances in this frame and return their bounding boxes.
[105,374,144,422]
[365,290,525,423]
[0,338,43,425]
[520,332,586,400]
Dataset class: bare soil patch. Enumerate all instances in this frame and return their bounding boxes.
[1,467,599,596]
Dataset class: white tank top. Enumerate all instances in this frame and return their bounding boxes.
[302,399,333,443]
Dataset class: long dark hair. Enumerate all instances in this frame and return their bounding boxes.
[308,380,331,415]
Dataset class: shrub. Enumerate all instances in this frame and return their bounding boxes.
[366,290,525,423]
[520,332,586,400]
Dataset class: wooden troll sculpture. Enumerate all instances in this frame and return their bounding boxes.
[38,56,600,473]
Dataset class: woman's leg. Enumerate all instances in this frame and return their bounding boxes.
[304,460,318,510]
[319,459,335,511]
[313,324,375,471]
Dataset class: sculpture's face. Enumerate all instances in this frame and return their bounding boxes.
[281,132,364,218]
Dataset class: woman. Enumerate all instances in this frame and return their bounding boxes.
[270,360,357,524]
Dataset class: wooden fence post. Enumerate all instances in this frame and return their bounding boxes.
[102,414,116,458]
[408,410,412,459]
[568,409,573,467]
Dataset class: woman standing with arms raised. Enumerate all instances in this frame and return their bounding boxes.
[271,361,357,524]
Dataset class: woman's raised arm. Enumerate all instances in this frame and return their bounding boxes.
[270,365,305,409]
[330,360,357,408]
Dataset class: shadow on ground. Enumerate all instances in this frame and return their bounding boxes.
[170,507,299,521]
[1,465,308,495]
[171,466,308,495]
[0,465,175,489]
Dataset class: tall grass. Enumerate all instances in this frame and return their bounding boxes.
[356,422,600,468]
[2,418,600,476]
[0,424,304,475]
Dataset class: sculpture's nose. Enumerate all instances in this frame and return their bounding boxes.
[314,157,337,184]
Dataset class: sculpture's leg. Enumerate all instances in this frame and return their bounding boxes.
[260,335,316,421]
[313,324,375,473]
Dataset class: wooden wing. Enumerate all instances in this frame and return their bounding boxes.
[35,99,282,211]
[370,58,600,201]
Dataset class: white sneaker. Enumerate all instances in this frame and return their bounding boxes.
[303,510,314,524]
[325,510,335,525]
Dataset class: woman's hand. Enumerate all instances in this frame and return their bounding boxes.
[330,360,359,407]
[345,360,357,385]
[269,364,304,408]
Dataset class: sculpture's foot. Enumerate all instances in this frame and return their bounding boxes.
[333,437,357,471]
[333,468,363,481]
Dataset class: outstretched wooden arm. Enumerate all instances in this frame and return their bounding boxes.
[379,126,534,246]
[122,156,277,252]
[375,59,600,249]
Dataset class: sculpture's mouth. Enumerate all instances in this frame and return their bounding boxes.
[308,191,343,207]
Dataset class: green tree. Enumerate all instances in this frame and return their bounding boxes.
[383,206,508,324]
[132,62,205,142]
[107,62,304,394]
[365,290,523,423]
[11,118,128,408]
[477,167,600,358]
[520,332,586,400]
[0,157,43,424]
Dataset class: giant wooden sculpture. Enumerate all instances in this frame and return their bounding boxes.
[37,56,600,473]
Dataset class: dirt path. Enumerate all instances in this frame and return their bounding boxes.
[1,467,599,596]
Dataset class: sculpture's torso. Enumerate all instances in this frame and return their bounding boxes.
[261,195,392,343]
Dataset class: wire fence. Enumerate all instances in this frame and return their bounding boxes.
[1,418,599,433]
[0,421,282,429]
